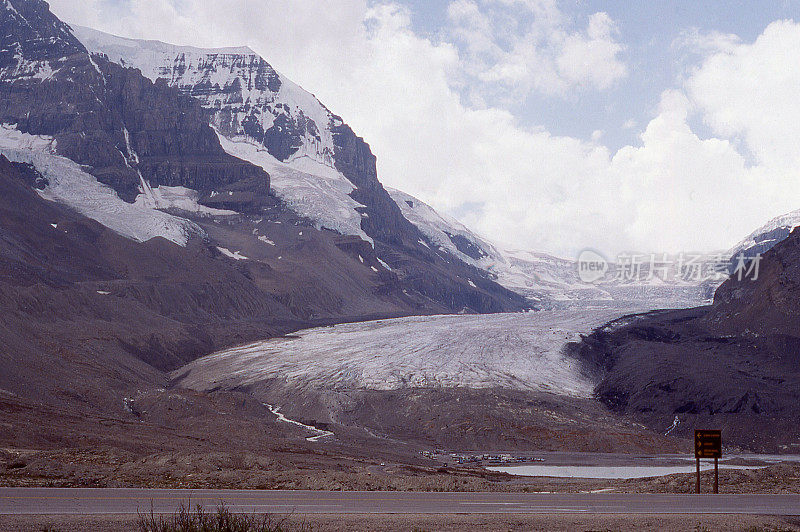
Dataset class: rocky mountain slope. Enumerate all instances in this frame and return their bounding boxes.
[0,0,535,437]
[1,0,527,323]
[569,227,800,452]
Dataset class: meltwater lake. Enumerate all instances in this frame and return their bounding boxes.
[485,453,800,479]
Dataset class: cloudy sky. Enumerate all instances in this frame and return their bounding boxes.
[50,0,800,258]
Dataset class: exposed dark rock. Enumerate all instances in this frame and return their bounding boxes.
[708,226,800,337]
[261,113,308,161]
[0,50,271,204]
[5,159,47,189]
[446,231,488,261]
[330,120,421,247]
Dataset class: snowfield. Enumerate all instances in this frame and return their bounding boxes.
[215,133,373,244]
[175,309,636,398]
[0,124,201,246]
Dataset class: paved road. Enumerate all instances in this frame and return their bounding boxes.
[1,489,799,515]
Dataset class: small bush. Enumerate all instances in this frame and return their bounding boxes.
[138,502,309,532]
[7,458,27,469]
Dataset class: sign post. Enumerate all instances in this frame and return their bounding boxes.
[694,430,722,494]
[695,455,700,493]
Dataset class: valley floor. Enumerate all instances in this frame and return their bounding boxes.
[3,308,797,518]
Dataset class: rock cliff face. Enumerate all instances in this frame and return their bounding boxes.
[330,122,421,247]
[0,24,270,205]
[74,25,431,249]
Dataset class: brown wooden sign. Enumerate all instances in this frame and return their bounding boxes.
[695,429,722,493]
[695,430,722,458]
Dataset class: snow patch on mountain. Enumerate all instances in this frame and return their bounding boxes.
[3,58,58,80]
[133,184,236,216]
[216,133,372,244]
[216,246,248,260]
[0,124,201,246]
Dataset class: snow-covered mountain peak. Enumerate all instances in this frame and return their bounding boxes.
[71,24,439,255]
[71,26,256,59]
[72,25,337,171]
[70,25,379,243]
[1,0,87,79]
[728,208,800,259]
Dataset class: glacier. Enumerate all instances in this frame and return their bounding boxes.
[174,309,637,398]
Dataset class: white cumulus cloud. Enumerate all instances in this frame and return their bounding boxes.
[447,1,627,102]
[688,20,800,170]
